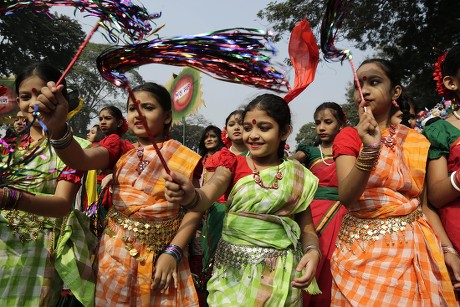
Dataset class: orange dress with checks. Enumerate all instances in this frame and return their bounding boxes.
[95,140,201,306]
[331,125,456,307]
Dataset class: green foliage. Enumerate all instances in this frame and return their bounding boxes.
[258,0,460,110]
[0,9,85,76]
[170,114,212,151]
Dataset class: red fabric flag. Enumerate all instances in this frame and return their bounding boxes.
[284,19,319,103]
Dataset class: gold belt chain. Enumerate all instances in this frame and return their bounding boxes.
[337,207,423,252]
[214,239,299,272]
[106,208,182,258]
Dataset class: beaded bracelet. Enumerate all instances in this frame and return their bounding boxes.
[162,244,184,263]
[183,189,200,210]
[1,187,23,210]
[302,244,322,261]
[49,123,74,150]
[441,244,459,258]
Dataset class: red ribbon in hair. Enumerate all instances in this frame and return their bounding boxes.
[117,117,129,136]
[433,52,449,98]
[284,19,319,103]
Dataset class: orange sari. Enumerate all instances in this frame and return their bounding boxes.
[331,125,456,306]
[95,140,201,306]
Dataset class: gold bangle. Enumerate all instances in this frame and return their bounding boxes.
[442,245,460,258]
[302,244,322,260]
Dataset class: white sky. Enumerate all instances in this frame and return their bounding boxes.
[55,0,370,147]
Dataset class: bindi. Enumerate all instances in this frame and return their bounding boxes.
[362,76,367,81]
[252,119,257,125]
[31,88,37,93]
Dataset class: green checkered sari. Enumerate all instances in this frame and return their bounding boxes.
[0,136,97,307]
[207,159,319,306]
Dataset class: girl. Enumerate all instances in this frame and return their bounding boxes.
[332,58,456,305]
[423,44,460,296]
[390,93,418,128]
[197,110,248,304]
[0,62,96,306]
[291,102,348,306]
[190,124,224,304]
[36,81,202,306]
[164,94,321,306]
[86,124,104,144]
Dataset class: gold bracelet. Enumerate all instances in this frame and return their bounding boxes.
[302,244,322,260]
[442,244,460,258]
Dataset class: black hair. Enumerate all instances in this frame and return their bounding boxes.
[198,125,224,156]
[394,93,417,127]
[312,102,346,146]
[15,62,73,109]
[442,45,460,78]
[242,94,291,159]
[91,124,105,143]
[130,82,172,136]
[225,109,243,127]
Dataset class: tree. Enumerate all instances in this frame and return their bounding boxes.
[170,114,212,151]
[0,9,85,76]
[258,0,460,110]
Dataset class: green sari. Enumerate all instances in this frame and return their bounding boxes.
[207,159,318,306]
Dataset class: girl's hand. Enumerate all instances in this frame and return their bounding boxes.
[291,249,320,289]
[151,253,178,293]
[163,170,196,206]
[356,100,381,146]
[444,253,460,290]
[101,174,113,192]
[35,81,69,136]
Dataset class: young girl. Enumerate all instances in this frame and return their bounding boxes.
[36,82,202,306]
[164,94,321,306]
[86,124,104,144]
[197,110,248,304]
[0,62,97,306]
[291,102,348,306]
[423,44,460,296]
[390,93,418,128]
[332,58,456,305]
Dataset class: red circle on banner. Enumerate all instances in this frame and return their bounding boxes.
[172,75,194,112]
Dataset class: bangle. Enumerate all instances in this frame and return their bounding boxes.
[442,244,460,258]
[183,189,200,210]
[49,123,73,150]
[0,187,23,210]
[450,171,460,192]
[302,244,322,261]
[162,244,184,263]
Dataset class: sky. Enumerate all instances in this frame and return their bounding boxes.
[55,0,369,148]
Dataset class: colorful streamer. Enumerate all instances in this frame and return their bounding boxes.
[96,28,290,92]
[320,0,364,102]
[0,0,161,42]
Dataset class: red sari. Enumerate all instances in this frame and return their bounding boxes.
[297,145,347,306]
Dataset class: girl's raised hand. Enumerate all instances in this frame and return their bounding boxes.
[35,81,69,137]
[163,170,196,206]
[356,100,381,146]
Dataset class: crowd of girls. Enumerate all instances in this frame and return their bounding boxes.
[0,45,459,307]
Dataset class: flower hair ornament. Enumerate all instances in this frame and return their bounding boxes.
[221,128,231,148]
[433,51,450,99]
[117,117,129,136]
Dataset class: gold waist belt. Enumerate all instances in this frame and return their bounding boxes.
[337,207,423,250]
[106,207,182,256]
[214,239,297,271]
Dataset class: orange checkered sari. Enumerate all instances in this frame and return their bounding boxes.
[95,140,201,307]
[331,125,456,306]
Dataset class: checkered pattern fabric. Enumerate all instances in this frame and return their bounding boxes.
[331,125,456,306]
[96,140,201,306]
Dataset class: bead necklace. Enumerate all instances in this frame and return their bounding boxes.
[136,143,150,175]
[382,125,396,150]
[318,144,333,166]
[251,158,283,189]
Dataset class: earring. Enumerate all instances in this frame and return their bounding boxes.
[392,100,399,107]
